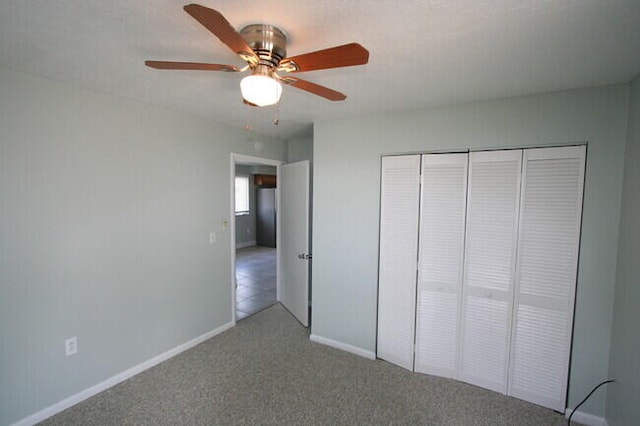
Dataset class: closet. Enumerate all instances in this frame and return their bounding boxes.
[377,146,586,412]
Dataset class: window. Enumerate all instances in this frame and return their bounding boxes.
[235,176,250,215]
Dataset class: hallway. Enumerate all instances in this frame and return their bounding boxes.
[235,245,277,320]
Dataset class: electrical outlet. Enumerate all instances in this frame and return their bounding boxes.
[246,227,250,235]
[65,336,78,356]
[209,232,216,244]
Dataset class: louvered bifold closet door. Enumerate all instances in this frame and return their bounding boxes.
[377,155,421,371]
[508,146,586,411]
[415,153,468,379]
[459,150,522,394]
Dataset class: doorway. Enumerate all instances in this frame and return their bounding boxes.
[231,154,282,322]
[235,245,276,319]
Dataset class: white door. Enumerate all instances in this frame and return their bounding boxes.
[508,146,586,411]
[279,160,310,327]
[459,149,522,394]
[377,155,421,371]
[415,153,468,379]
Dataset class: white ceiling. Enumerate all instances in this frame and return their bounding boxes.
[1,0,639,140]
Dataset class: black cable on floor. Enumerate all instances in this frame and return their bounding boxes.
[567,379,615,425]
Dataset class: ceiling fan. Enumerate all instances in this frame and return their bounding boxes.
[145,4,369,107]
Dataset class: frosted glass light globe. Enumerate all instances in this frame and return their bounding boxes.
[240,75,282,106]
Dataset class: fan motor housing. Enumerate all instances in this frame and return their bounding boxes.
[240,24,287,67]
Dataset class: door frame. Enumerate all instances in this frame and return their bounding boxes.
[230,153,283,324]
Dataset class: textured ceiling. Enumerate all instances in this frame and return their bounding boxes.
[1,0,639,140]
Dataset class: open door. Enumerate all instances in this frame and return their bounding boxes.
[279,160,310,327]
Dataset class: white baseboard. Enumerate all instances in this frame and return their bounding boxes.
[236,240,256,249]
[565,409,608,426]
[11,321,235,426]
[309,334,376,360]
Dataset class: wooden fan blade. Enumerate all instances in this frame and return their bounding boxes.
[183,4,258,64]
[279,76,346,101]
[278,43,369,73]
[145,61,240,72]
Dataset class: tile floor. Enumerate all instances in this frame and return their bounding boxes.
[235,245,277,320]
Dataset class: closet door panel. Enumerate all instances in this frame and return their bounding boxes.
[462,294,511,391]
[377,155,421,371]
[509,146,586,411]
[415,153,468,378]
[510,305,572,409]
[459,150,522,393]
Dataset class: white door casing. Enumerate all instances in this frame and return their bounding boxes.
[230,154,282,324]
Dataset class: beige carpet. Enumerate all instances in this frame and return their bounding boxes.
[40,304,574,425]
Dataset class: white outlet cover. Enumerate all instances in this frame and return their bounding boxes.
[65,337,78,356]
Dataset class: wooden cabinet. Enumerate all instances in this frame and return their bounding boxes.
[254,174,276,187]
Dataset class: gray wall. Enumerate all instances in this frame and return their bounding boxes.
[287,135,313,163]
[607,75,640,425]
[312,84,629,418]
[0,66,286,425]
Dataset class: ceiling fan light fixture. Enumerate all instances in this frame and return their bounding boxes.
[146,6,369,106]
[240,74,282,107]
